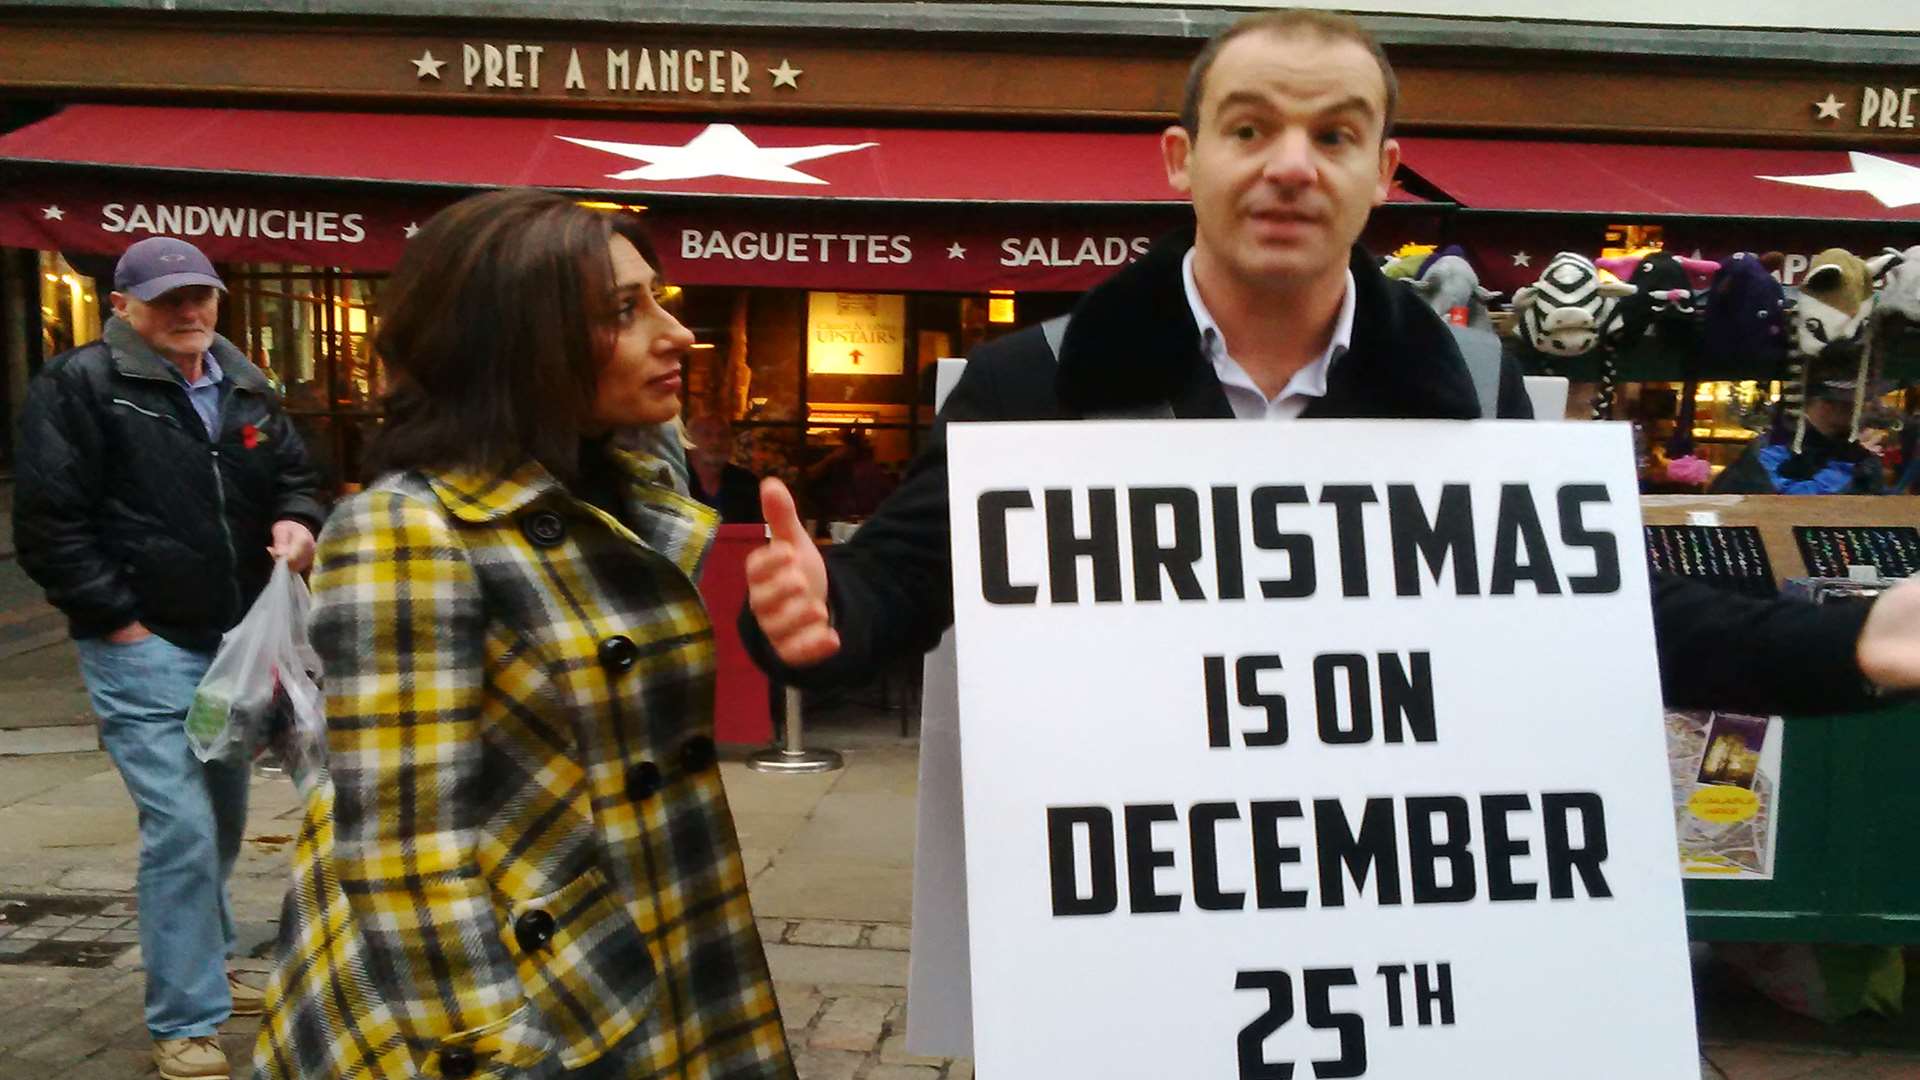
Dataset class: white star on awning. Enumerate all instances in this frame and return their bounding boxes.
[947,242,967,259]
[557,123,877,186]
[1511,251,1531,268]
[40,205,65,221]
[1757,151,1920,210]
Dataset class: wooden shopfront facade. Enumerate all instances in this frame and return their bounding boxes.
[1,0,1916,490]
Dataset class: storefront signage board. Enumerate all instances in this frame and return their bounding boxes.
[0,178,1188,290]
[1854,86,1920,128]
[11,177,1916,304]
[944,419,1697,1077]
[1016,0,1914,33]
[428,43,772,96]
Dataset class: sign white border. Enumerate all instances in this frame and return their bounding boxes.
[946,419,1699,1078]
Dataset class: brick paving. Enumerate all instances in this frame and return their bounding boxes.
[762,918,971,1078]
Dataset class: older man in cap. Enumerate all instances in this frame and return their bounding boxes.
[14,236,323,1080]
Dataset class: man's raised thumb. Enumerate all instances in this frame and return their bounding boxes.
[760,478,809,545]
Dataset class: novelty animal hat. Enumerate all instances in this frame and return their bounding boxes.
[1379,243,1437,280]
[1595,252,1720,350]
[1511,252,1635,359]
[1511,252,1636,418]
[1877,246,1920,377]
[1877,245,1920,325]
[1789,247,1905,452]
[1407,246,1500,331]
[1791,247,1901,358]
[1702,253,1789,373]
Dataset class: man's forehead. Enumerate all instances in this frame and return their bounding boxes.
[1204,29,1387,114]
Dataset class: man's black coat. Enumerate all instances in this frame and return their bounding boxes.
[15,318,326,650]
[746,231,1873,716]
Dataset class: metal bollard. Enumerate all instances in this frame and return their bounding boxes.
[747,686,844,774]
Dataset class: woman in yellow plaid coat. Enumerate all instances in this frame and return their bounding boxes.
[253,190,794,1080]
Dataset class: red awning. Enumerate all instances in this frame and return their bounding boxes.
[0,104,1427,205]
[0,105,1070,204]
[0,104,1429,286]
[1398,137,1920,221]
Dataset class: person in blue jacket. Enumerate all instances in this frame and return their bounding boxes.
[1713,354,1887,496]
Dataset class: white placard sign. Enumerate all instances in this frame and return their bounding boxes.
[903,355,978,1057]
[947,419,1697,1079]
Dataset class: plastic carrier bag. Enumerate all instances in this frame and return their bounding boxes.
[185,558,326,787]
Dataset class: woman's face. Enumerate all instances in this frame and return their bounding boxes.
[588,235,694,430]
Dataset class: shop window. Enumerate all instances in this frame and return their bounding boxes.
[223,264,384,488]
[37,252,102,358]
[803,290,916,468]
[1629,380,1782,489]
[1601,224,1666,262]
[679,285,1076,529]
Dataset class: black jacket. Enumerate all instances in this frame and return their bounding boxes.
[15,317,326,650]
[745,232,1874,715]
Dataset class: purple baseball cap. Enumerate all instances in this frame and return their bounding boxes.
[112,237,226,301]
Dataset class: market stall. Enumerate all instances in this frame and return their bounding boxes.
[1643,493,1920,944]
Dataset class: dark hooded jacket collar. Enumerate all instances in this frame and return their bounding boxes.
[1054,226,1481,421]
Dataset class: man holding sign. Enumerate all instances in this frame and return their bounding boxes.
[743,9,1920,709]
[742,8,1920,1075]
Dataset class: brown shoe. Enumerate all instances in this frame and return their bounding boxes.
[154,1036,230,1080]
[227,969,265,1017]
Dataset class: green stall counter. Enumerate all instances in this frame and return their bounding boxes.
[1684,703,1920,944]
[1643,494,1920,945]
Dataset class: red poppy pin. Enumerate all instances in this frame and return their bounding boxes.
[241,423,267,450]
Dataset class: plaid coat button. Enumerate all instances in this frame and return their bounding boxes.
[438,1047,477,1079]
[521,511,567,548]
[514,909,556,952]
[598,635,639,673]
[680,735,716,773]
[625,760,662,801]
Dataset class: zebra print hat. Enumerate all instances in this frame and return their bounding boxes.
[1511,252,1636,359]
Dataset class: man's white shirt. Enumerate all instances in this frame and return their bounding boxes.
[1181,249,1354,420]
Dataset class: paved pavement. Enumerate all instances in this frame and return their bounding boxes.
[0,545,1915,1076]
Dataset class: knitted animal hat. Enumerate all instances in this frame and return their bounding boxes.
[1600,251,1720,350]
[1379,243,1437,280]
[1876,246,1920,324]
[1511,252,1635,358]
[1407,247,1499,329]
[1702,253,1789,372]
[1790,248,1904,451]
[1512,252,1636,417]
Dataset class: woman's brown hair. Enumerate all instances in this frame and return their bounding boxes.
[368,187,661,486]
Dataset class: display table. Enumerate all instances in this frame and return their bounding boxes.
[1643,494,1920,944]
[699,523,773,747]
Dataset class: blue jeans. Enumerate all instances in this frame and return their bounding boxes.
[75,633,248,1040]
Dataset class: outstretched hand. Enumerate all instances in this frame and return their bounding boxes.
[745,478,841,667]
[1858,576,1920,692]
